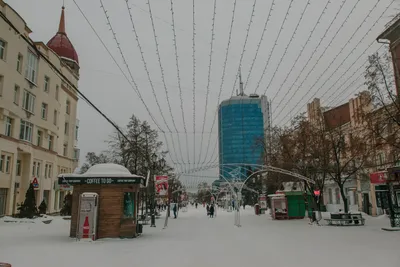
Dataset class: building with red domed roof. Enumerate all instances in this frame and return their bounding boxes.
[0,0,80,216]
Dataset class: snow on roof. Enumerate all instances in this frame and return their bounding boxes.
[58,163,144,178]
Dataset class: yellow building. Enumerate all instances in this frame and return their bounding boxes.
[0,0,80,215]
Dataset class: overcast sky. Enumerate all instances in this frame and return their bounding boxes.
[7,0,398,188]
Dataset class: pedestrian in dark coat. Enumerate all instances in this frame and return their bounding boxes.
[173,204,177,219]
[209,205,215,218]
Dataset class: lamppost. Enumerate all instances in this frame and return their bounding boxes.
[147,154,166,228]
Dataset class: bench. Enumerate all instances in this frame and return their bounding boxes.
[325,213,365,226]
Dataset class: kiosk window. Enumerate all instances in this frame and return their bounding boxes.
[123,192,135,218]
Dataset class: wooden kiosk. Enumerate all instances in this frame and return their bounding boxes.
[58,163,146,239]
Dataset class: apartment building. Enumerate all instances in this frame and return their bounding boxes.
[0,1,79,216]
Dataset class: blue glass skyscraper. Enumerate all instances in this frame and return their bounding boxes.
[218,83,270,181]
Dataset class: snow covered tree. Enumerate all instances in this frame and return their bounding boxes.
[17,183,38,218]
[38,199,47,215]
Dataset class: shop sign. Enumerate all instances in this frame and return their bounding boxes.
[370,171,387,184]
[54,181,73,191]
[58,176,145,186]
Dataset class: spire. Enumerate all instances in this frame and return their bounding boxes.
[239,68,244,96]
[58,6,66,34]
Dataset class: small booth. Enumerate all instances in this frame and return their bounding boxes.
[269,193,289,220]
[269,190,312,220]
[58,163,146,240]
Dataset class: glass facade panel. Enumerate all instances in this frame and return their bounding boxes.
[218,97,268,180]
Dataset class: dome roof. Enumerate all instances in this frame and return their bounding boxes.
[46,7,79,64]
[85,163,132,176]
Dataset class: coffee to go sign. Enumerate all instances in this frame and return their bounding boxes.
[58,176,145,186]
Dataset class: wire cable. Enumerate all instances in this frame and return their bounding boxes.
[278,0,393,125]
[269,0,337,104]
[198,0,217,165]
[252,0,295,94]
[124,0,184,172]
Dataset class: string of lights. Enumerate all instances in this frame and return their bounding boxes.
[278,0,393,126]
[192,0,197,168]
[124,0,184,172]
[145,0,187,173]
[273,0,383,122]
[270,0,338,104]
[198,0,217,165]
[243,0,276,92]
[272,0,362,116]
[97,0,183,172]
[260,0,311,96]
[252,0,295,94]
[168,0,190,169]
[199,0,238,169]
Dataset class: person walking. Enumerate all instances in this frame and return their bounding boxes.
[206,204,210,216]
[209,204,215,218]
[195,202,198,209]
[173,203,177,219]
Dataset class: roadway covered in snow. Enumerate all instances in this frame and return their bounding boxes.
[0,207,399,267]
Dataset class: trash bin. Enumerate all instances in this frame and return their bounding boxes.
[254,204,260,215]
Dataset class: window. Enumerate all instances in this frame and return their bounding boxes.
[0,155,4,172]
[17,54,23,73]
[44,164,48,178]
[32,162,36,176]
[0,40,6,60]
[48,135,53,151]
[5,117,12,137]
[335,188,341,204]
[328,188,333,204]
[66,100,70,114]
[377,153,386,166]
[14,85,20,105]
[22,90,35,113]
[16,160,21,176]
[25,50,38,84]
[123,192,135,218]
[53,110,58,125]
[73,148,80,160]
[41,103,48,120]
[44,76,50,92]
[19,120,33,142]
[63,143,68,157]
[48,164,52,178]
[37,130,43,147]
[36,162,40,177]
[5,156,11,173]
[55,85,59,101]
[64,122,69,135]
[0,75,3,96]
[75,125,79,140]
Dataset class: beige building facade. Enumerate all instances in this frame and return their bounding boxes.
[0,0,80,215]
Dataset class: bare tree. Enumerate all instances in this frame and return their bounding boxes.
[324,123,372,213]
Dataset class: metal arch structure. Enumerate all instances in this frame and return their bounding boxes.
[177,163,315,184]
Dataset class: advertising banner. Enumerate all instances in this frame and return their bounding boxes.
[155,175,168,196]
[370,171,387,184]
[77,193,98,241]
[259,194,267,209]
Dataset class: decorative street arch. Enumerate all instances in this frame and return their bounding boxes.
[178,163,315,184]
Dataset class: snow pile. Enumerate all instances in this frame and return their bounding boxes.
[0,207,399,267]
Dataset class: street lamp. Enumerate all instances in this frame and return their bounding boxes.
[149,154,165,228]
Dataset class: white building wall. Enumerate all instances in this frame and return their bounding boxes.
[0,1,79,215]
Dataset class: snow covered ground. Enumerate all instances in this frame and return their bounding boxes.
[1,207,399,267]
